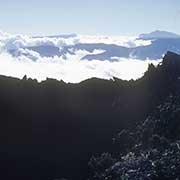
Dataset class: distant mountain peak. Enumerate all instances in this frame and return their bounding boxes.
[139,30,180,40]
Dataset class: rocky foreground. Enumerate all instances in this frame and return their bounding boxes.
[1,51,180,180]
[88,52,180,180]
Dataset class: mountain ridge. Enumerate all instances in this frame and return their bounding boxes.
[1,51,180,180]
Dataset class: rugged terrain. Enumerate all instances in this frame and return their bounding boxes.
[0,51,180,180]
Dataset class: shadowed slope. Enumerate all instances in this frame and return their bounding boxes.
[0,51,180,180]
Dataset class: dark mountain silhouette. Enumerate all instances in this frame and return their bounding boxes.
[1,51,180,180]
[89,52,180,180]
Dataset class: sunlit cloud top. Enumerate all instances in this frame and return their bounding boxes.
[0,30,163,83]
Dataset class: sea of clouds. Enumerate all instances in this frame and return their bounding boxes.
[0,30,160,83]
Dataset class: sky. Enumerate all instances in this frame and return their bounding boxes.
[0,0,180,36]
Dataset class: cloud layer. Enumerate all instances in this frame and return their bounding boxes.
[0,30,160,83]
[0,30,151,51]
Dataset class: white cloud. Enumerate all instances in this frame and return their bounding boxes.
[0,50,161,83]
[0,30,79,52]
[0,30,158,83]
[77,35,151,47]
[0,30,151,53]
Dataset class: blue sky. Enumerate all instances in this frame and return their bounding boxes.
[0,0,180,36]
